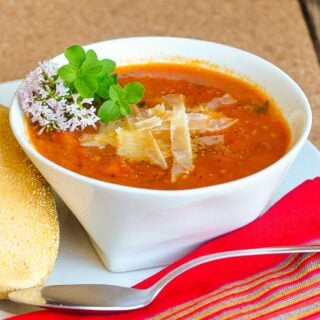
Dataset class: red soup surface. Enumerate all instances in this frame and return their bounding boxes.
[27,63,291,190]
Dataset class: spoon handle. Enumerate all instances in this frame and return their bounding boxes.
[149,245,320,297]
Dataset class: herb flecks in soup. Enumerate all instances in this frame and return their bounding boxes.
[27,62,291,190]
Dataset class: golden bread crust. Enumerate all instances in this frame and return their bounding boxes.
[0,105,59,299]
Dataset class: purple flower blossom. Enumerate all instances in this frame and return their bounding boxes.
[39,60,58,78]
[56,79,69,97]
[18,60,99,133]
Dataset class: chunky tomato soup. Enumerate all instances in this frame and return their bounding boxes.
[27,63,291,190]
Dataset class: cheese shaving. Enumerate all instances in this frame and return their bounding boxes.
[80,122,120,148]
[197,135,224,146]
[208,118,238,132]
[169,96,194,181]
[135,116,163,130]
[207,94,237,110]
[80,94,238,182]
[116,128,167,169]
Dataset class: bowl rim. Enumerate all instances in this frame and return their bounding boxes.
[10,36,312,196]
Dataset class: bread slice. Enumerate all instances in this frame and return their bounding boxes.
[0,105,59,299]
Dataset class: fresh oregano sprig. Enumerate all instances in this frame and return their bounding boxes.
[58,45,144,123]
[98,83,145,122]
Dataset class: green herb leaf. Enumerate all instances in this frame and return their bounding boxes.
[98,100,120,122]
[86,49,98,60]
[109,84,124,101]
[81,59,102,77]
[74,77,98,98]
[111,74,118,83]
[58,45,145,124]
[65,45,86,68]
[100,59,116,76]
[58,65,78,82]
[123,82,145,104]
[96,76,115,99]
[119,101,131,116]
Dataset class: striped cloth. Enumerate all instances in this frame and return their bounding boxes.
[10,178,320,320]
[153,249,320,319]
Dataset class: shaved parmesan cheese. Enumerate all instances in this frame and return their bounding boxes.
[80,125,118,148]
[153,121,171,131]
[162,94,185,107]
[135,116,163,130]
[116,128,167,169]
[79,94,237,182]
[187,113,209,121]
[169,97,194,181]
[208,118,238,132]
[187,113,210,131]
[197,135,224,146]
[80,135,106,148]
[153,139,170,159]
[187,113,237,133]
[207,94,237,110]
[147,103,167,118]
[171,162,186,183]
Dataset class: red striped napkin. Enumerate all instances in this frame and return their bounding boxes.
[10,177,320,320]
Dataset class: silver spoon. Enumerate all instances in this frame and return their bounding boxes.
[9,245,320,313]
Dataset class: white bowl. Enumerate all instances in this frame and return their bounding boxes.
[10,37,312,272]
